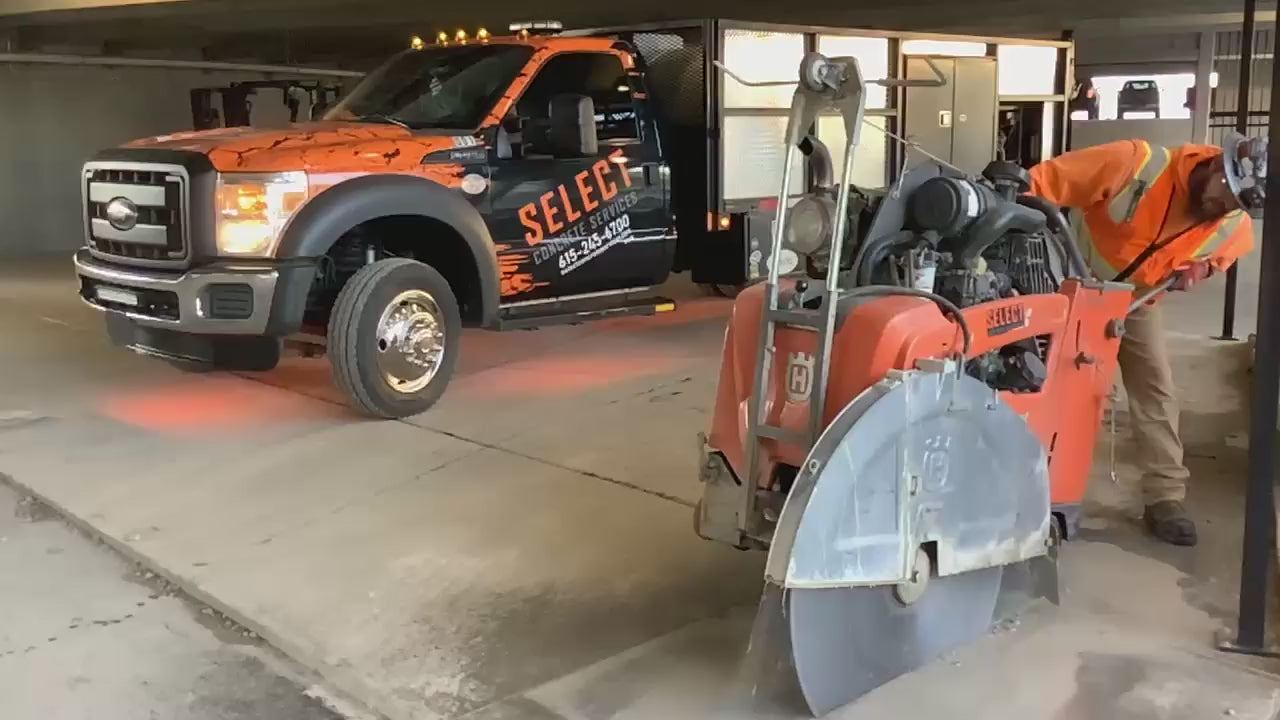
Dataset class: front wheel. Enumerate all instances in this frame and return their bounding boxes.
[327,258,461,419]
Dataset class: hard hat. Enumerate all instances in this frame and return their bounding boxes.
[1221,131,1267,213]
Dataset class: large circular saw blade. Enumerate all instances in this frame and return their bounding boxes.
[729,359,1063,717]
[718,554,1057,718]
[788,565,1004,717]
[725,552,1057,718]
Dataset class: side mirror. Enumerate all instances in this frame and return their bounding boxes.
[546,93,598,158]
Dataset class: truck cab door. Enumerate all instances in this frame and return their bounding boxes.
[487,50,672,304]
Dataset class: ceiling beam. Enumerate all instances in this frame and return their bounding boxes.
[1069,10,1277,35]
[0,0,191,17]
[3,0,1272,63]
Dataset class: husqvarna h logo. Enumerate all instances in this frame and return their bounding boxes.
[786,352,815,403]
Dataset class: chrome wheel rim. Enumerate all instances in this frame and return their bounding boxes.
[375,289,446,395]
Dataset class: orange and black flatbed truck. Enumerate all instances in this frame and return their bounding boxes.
[74,21,756,418]
[73,20,1068,418]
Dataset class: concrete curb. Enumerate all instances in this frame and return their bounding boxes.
[0,470,396,720]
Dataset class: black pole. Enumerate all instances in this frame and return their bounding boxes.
[1218,0,1279,659]
[1219,0,1255,342]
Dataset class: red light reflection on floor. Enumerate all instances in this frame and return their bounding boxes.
[100,375,341,435]
[457,351,684,399]
[98,298,731,429]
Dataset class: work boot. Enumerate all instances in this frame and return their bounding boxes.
[1143,500,1198,547]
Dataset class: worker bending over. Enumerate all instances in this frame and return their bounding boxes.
[1028,132,1267,547]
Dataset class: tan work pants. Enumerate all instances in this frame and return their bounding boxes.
[1117,302,1190,504]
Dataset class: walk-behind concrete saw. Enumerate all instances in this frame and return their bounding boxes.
[696,52,1140,716]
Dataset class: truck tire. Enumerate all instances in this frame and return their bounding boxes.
[327,258,461,419]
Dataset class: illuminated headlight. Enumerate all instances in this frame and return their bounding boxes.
[215,172,308,257]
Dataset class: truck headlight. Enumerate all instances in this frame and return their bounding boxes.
[215,172,308,257]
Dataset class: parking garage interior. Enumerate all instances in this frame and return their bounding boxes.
[2,1,1280,719]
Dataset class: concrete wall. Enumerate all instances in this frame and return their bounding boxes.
[0,63,300,258]
[1075,31,1201,76]
[1069,118,1194,150]
[1070,30,1211,145]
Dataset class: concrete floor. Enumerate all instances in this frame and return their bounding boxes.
[1,255,1278,720]
[0,481,357,720]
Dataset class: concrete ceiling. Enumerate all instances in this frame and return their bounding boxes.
[0,0,1274,67]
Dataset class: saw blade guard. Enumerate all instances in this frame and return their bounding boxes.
[764,359,1052,589]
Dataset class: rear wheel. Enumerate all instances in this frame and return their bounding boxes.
[327,258,461,418]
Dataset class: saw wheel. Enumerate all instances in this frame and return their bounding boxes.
[891,547,932,606]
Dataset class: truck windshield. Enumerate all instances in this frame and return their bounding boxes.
[326,44,535,130]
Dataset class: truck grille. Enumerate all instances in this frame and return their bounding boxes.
[84,164,189,266]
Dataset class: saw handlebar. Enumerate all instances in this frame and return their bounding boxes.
[711,55,961,176]
[712,55,946,90]
[1127,277,1176,315]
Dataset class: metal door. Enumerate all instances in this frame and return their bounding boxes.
[951,57,999,175]
[904,57,957,169]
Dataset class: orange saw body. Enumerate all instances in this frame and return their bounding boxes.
[707,277,1130,526]
[695,49,1138,719]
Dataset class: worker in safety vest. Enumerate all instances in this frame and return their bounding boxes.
[1029,132,1268,547]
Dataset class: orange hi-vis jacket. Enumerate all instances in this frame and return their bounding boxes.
[1028,139,1254,289]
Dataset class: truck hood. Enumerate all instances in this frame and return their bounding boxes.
[125,121,476,174]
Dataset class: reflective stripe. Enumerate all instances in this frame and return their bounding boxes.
[1070,211,1123,280]
[1193,210,1246,258]
[1107,142,1171,224]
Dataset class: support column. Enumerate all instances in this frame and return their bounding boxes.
[1219,0,1256,342]
[1193,31,1215,143]
[1218,0,1279,661]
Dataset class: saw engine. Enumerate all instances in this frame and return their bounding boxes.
[698,51,1134,718]
[880,161,1091,395]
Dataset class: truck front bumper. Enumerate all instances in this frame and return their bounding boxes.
[73,249,310,336]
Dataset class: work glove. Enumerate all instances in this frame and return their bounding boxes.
[1170,260,1213,291]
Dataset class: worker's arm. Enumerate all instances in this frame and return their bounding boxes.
[1169,213,1254,292]
[1028,140,1144,210]
[1201,212,1255,273]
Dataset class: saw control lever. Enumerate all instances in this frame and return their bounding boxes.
[1128,277,1177,314]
